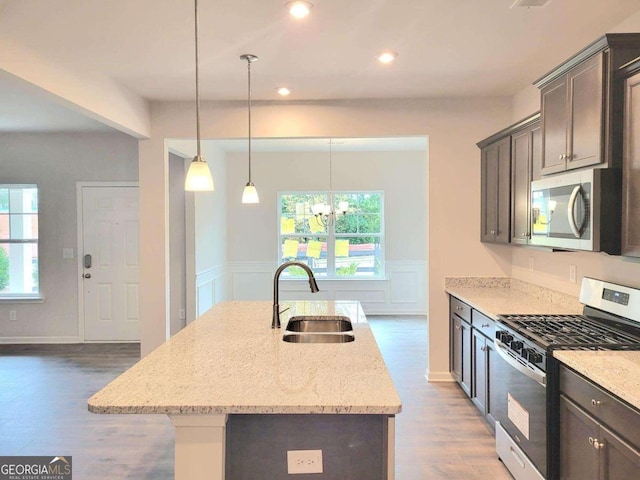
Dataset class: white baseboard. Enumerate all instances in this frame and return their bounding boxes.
[0,336,82,344]
[425,370,455,382]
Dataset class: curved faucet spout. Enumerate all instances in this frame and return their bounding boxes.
[272,261,320,328]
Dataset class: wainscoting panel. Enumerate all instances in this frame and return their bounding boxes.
[195,265,228,316]
[227,261,427,315]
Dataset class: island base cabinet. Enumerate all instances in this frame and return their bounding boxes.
[225,414,395,480]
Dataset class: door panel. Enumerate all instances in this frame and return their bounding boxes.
[82,186,140,341]
[541,77,569,175]
[568,54,603,169]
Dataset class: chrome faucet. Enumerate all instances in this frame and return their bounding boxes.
[272,261,320,328]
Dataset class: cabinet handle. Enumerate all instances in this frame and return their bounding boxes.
[455,325,461,331]
[591,399,601,407]
[456,306,464,311]
[588,437,604,450]
[481,323,490,328]
[490,229,496,235]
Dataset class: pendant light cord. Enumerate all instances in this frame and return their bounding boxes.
[247,58,253,183]
[194,0,202,158]
[329,138,333,191]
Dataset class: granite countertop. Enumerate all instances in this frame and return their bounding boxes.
[88,300,401,415]
[445,277,582,320]
[553,350,640,411]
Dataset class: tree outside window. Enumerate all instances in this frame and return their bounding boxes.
[278,192,384,278]
[0,185,40,297]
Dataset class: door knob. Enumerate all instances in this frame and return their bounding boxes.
[83,273,91,279]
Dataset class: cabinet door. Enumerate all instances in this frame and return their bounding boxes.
[451,314,472,396]
[511,127,533,244]
[471,329,487,414]
[560,395,599,480]
[622,70,640,257]
[541,75,569,175]
[566,53,604,170]
[451,314,462,383]
[600,425,640,480]
[481,137,511,243]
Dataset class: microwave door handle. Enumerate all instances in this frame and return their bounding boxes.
[568,185,583,238]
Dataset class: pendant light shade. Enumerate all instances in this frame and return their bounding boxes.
[185,0,214,192]
[241,54,259,204]
[185,156,214,191]
[242,182,259,204]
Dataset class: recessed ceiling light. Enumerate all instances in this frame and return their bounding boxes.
[286,1,313,19]
[277,87,291,96]
[377,51,398,64]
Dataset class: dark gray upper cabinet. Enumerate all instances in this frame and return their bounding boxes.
[621,66,640,258]
[535,33,640,175]
[480,137,511,243]
[511,120,542,245]
[478,113,540,245]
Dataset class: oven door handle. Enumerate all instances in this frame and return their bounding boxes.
[495,339,547,387]
[568,185,585,238]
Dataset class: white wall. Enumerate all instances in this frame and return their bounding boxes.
[0,132,138,341]
[193,142,229,316]
[508,16,640,295]
[224,147,428,314]
[139,97,515,380]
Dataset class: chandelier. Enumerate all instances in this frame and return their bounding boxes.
[311,139,348,226]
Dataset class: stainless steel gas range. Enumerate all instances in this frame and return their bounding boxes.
[492,278,640,480]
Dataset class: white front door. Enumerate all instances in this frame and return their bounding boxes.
[81,185,140,341]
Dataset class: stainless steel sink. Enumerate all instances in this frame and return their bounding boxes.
[282,333,355,343]
[285,316,353,333]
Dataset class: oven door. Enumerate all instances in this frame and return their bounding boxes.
[491,339,547,478]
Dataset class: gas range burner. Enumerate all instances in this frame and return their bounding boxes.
[498,313,640,348]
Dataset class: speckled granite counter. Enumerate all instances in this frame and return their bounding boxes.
[88,300,401,415]
[553,350,640,410]
[445,277,582,319]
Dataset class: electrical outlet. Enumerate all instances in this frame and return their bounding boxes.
[528,257,534,272]
[179,309,186,319]
[287,449,323,474]
[9,310,17,321]
[569,265,577,284]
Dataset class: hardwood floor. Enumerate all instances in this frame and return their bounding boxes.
[0,318,512,479]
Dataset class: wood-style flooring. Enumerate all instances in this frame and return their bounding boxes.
[0,318,512,479]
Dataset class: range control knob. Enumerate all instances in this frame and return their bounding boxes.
[528,351,543,364]
[496,331,513,344]
[510,341,524,352]
[521,348,543,364]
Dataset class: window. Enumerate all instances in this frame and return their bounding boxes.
[0,185,39,297]
[278,192,384,278]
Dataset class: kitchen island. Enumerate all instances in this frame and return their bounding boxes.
[88,300,401,480]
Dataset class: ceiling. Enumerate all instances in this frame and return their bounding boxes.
[1,0,640,132]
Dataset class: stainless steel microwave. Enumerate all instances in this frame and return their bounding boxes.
[530,169,621,254]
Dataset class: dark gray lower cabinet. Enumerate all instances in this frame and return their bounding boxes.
[450,295,495,426]
[451,313,471,396]
[559,365,640,480]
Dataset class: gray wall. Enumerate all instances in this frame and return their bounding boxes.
[0,132,138,341]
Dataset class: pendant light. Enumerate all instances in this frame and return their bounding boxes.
[185,0,214,192]
[241,54,259,204]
